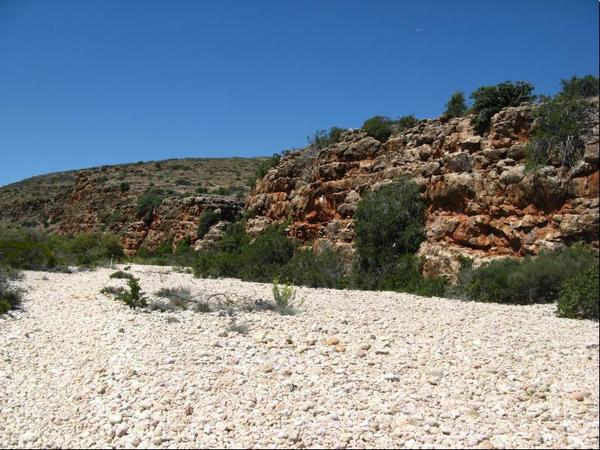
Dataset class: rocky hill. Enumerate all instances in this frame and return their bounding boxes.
[246,100,599,278]
[0,158,265,252]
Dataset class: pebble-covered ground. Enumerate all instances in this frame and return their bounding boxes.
[1,265,598,449]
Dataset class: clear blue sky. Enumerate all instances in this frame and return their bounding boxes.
[0,0,598,186]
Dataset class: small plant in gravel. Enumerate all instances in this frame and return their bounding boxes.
[100,286,126,296]
[115,277,147,309]
[272,279,299,315]
[110,270,135,280]
[0,269,23,315]
[191,301,211,313]
[227,320,250,334]
[155,287,192,310]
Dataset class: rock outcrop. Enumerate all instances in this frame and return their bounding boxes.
[246,100,599,279]
[121,196,243,255]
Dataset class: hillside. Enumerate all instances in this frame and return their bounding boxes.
[0,157,267,234]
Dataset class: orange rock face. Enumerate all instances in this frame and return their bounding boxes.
[246,102,599,279]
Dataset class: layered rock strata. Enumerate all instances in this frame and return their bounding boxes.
[246,101,599,278]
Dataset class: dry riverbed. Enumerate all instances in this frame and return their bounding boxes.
[1,265,598,449]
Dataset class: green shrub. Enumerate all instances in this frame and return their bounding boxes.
[362,116,393,142]
[354,176,426,274]
[110,270,134,280]
[238,225,295,282]
[119,182,130,192]
[308,127,346,149]
[107,210,122,225]
[0,229,56,270]
[348,253,446,296]
[247,154,281,187]
[396,115,418,132]
[556,267,599,320]
[559,75,599,99]
[100,286,125,296]
[0,269,23,315]
[133,240,174,266]
[136,189,166,223]
[115,277,147,309]
[155,287,192,309]
[193,250,240,278]
[471,81,535,134]
[197,209,220,240]
[455,245,597,304]
[526,75,597,170]
[328,127,345,144]
[444,91,468,118]
[219,222,250,253]
[65,233,124,267]
[196,186,209,194]
[272,279,298,315]
[213,186,230,196]
[281,248,345,288]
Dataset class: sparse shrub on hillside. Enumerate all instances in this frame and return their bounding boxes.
[395,115,419,132]
[328,127,345,145]
[471,81,535,134]
[558,75,599,99]
[556,267,599,320]
[525,76,597,170]
[454,245,597,304]
[247,154,281,188]
[115,277,147,309]
[213,186,230,196]
[525,97,589,169]
[196,186,209,194]
[175,178,191,186]
[354,176,426,274]
[362,116,393,142]
[107,210,122,225]
[308,127,346,149]
[444,91,468,118]
[197,209,220,240]
[136,189,167,223]
[119,182,130,192]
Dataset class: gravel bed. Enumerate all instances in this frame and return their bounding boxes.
[1,265,598,449]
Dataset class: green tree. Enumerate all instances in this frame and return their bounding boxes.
[354,176,426,274]
[559,75,599,99]
[471,81,535,134]
[444,91,468,118]
[396,115,418,131]
[526,97,588,168]
[362,116,393,142]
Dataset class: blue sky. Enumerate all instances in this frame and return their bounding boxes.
[0,0,598,186]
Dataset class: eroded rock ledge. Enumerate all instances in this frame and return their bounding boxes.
[246,101,599,278]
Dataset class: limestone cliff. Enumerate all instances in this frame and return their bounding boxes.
[246,100,599,278]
